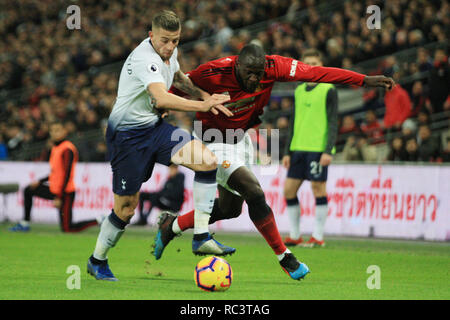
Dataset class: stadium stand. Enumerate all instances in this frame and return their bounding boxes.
[0,0,448,163]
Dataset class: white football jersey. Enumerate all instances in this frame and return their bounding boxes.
[108,37,180,131]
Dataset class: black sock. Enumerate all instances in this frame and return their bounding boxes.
[193,232,209,241]
[89,254,107,265]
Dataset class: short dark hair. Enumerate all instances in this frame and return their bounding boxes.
[152,10,180,32]
[301,48,323,61]
[238,44,266,66]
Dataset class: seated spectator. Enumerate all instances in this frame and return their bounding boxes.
[360,110,384,144]
[387,137,407,161]
[383,77,412,130]
[428,49,450,113]
[262,98,281,124]
[416,48,433,73]
[410,81,432,117]
[279,97,293,118]
[416,111,431,126]
[444,95,450,111]
[342,133,377,162]
[404,137,419,161]
[339,115,360,135]
[417,124,440,161]
[441,138,450,162]
[401,119,417,142]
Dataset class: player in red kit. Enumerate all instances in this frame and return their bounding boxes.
[153,44,394,280]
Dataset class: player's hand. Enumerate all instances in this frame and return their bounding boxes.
[201,94,233,116]
[363,76,395,90]
[282,155,290,169]
[53,198,62,209]
[319,153,333,167]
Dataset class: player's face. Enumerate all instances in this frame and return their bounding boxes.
[236,60,265,93]
[149,27,181,61]
[303,56,322,67]
[49,124,67,142]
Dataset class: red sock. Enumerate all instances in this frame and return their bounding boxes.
[177,209,195,231]
[253,211,287,255]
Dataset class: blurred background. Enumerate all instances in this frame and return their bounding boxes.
[0,0,448,164]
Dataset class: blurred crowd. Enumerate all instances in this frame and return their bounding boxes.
[0,0,449,163]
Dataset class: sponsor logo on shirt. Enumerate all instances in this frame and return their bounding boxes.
[290,60,298,77]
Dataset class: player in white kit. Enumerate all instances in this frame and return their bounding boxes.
[87,10,235,281]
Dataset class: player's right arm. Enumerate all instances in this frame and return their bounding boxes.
[146,83,232,116]
[131,55,232,116]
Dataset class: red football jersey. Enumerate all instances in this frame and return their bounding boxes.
[177,55,366,134]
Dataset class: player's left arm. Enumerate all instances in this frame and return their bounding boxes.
[272,55,394,89]
[321,87,338,167]
[172,70,210,101]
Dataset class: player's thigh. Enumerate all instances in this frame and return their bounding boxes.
[284,177,303,199]
[171,139,217,171]
[217,184,244,218]
[227,166,263,200]
[113,192,139,221]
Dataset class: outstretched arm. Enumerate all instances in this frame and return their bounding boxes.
[147,82,232,116]
[272,55,394,89]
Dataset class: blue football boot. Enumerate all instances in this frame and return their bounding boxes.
[9,223,30,232]
[192,233,236,256]
[152,211,179,260]
[280,253,310,280]
[87,257,118,281]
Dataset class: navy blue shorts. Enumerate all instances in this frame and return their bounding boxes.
[287,151,328,181]
[106,120,193,195]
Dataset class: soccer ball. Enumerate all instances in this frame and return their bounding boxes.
[194,256,232,292]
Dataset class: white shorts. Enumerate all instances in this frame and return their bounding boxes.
[194,132,254,196]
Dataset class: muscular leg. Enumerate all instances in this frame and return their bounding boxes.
[209,185,244,224]
[175,185,244,232]
[227,167,288,258]
[283,178,303,240]
[172,139,218,237]
[92,192,139,261]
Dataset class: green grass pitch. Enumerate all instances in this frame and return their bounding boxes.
[1,223,449,300]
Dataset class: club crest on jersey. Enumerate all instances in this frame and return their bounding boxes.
[222,160,231,169]
[147,63,159,73]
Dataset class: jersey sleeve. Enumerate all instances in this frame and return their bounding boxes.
[184,64,210,92]
[132,58,166,89]
[269,55,366,86]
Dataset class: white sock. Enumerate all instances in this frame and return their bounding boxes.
[172,218,181,234]
[276,248,291,261]
[312,203,328,241]
[287,203,301,239]
[93,215,125,261]
[192,180,216,235]
[194,210,210,234]
[20,220,30,227]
